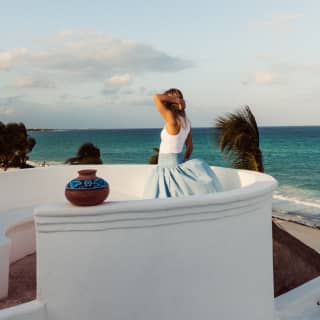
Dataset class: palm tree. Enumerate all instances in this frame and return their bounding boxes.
[148,147,159,165]
[0,122,36,170]
[66,142,103,165]
[215,106,264,172]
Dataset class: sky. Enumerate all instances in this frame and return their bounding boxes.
[0,0,319,128]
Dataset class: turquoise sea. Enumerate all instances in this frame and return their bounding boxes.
[28,126,320,227]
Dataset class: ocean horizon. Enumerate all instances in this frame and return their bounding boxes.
[27,125,320,227]
[28,125,320,130]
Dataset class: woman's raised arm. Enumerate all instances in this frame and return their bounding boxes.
[153,94,185,124]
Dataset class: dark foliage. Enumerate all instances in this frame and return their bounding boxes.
[215,106,264,172]
[0,122,36,170]
[66,142,103,165]
[149,147,159,164]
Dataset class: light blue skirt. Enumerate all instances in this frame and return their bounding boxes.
[143,153,223,199]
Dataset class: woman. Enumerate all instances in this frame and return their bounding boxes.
[144,88,222,198]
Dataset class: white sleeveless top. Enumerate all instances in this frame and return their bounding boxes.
[159,118,191,154]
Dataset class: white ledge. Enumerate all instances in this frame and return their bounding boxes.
[34,192,273,233]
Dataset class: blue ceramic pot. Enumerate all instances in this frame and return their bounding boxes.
[65,169,109,206]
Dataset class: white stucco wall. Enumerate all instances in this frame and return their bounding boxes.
[0,165,277,319]
[5,218,35,264]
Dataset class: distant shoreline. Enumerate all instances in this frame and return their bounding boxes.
[27,125,320,131]
[27,128,55,132]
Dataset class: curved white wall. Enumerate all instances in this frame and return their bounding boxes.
[0,164,245,211]
[5,218,35,264]
[0,165,277,320]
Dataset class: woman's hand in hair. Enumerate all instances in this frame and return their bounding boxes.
[173,98,186,111]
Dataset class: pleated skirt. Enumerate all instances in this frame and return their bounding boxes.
[143,153,223,199]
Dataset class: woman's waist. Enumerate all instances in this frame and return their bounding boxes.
[158,152,183,168]
[159,142,184,154]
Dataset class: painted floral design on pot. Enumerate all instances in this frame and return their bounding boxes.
[65,169,109,206]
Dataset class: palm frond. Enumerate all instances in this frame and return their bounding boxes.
[215,106,264,172]
[65,142,103,164]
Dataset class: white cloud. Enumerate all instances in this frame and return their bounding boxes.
[243,71,284,86]
[102,73,133,94]
[0,95,23,105]
[256,13,302,32]
[0,30,192,79]
[0,106,15,115]
[251,58,320,84]
[107,73,133,87]
[277,63,320,75]
[104,95,151,107]
[59,93,93,101]
[9,77,55,88]
[255,71,280,85]
[0,48,28,70]
[0,96,25,117]
[56,29,74,40]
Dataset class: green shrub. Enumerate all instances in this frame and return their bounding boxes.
[0,122,36,170]
[66,142,103,165]
[149,147,159,164]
